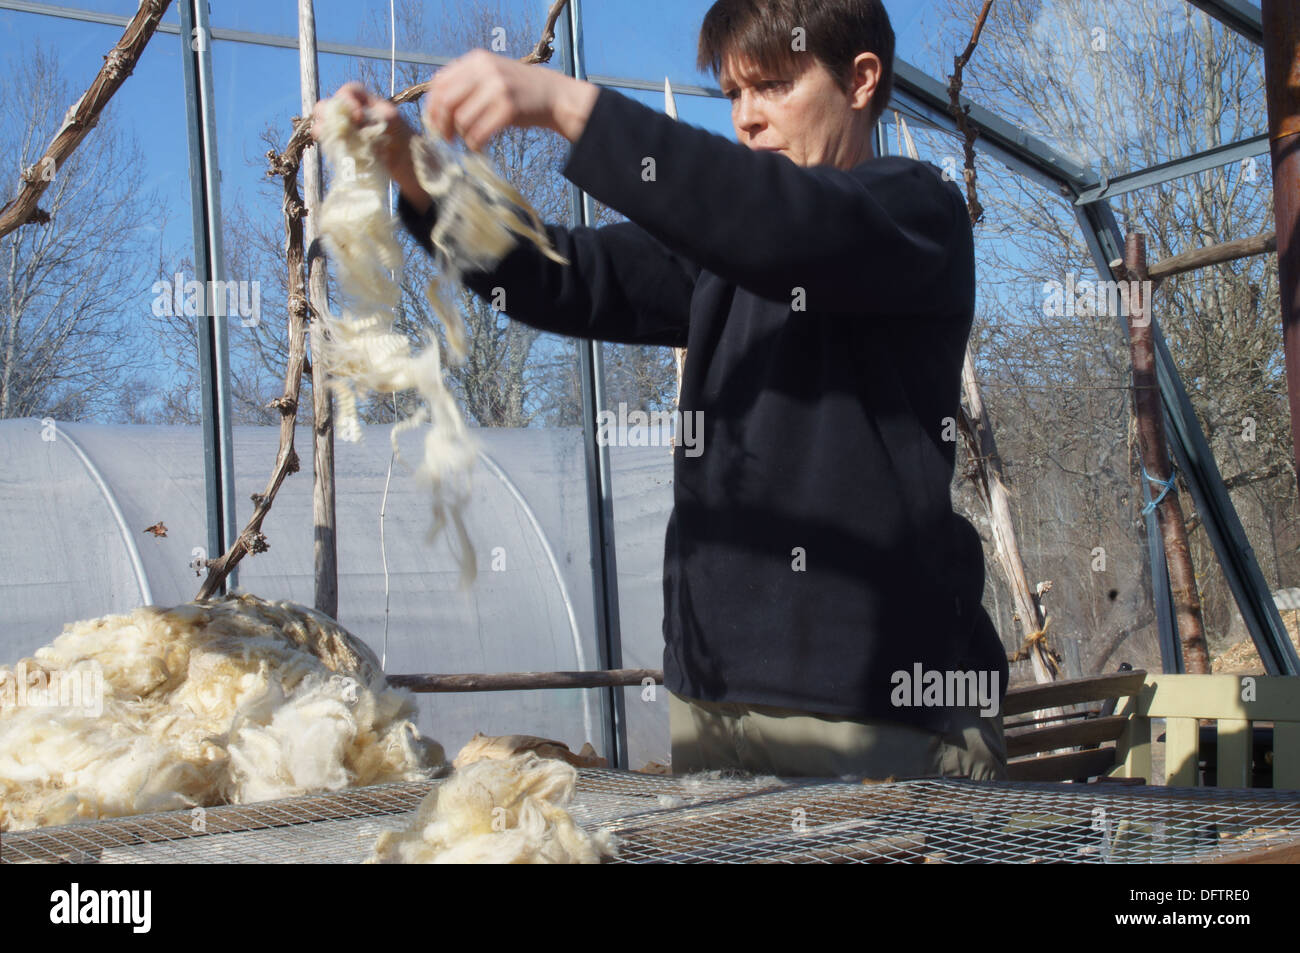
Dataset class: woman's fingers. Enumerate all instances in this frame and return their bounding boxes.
[425,50,537,147]
[452,86,515,151]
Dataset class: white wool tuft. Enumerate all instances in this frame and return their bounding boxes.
[311,98,566,586]
[369,751,617,864]
[0,594,442,831]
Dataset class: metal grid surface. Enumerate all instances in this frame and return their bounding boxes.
[3,771,1299,864]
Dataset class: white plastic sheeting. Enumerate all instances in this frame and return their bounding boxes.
[0,419,674,767]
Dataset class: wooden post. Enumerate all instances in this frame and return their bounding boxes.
[387,668,663,693]
[1125,233,1209,673]
[298,0,338,619]
[1262,1,1300,503]
[958,355,1060,692]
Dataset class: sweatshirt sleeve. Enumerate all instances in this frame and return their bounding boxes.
[397,192,697,348]
[561,87,969,317]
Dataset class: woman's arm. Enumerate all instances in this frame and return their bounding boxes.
[313,77,695,348]
[418,51,967,319]
[561,87,966,317]
[398,193,697,348]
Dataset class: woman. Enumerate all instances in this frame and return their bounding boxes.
[314,0,1008,780]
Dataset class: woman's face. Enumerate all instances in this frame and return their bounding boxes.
[720,52,875,170]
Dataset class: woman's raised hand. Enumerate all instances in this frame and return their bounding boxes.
[424,49,597,151]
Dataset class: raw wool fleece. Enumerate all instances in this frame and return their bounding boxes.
[312,97,566,585]
[0,594,442,831]
[369,751,617,864]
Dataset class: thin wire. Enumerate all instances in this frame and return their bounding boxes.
[380,0,397,669]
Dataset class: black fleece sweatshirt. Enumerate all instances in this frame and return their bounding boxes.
[398,87,1008,733]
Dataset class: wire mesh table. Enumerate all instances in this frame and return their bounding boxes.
[3,771,1299,864]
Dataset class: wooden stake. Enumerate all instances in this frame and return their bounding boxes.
[1124,233,1209,673]
[298,0,338,619]
[958,354,1061,693]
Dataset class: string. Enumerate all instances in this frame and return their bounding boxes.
[1140,464,1177,515]
[380,0,397,670]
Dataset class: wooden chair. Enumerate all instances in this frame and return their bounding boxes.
[1111,674,1300,789]
[1004,670,1300,789]
[1003,668,1148,782]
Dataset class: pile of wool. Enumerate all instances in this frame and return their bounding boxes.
[0,593,442,831]
[369,750,617,865]
[452,731,607,769]
[311,97,566,586]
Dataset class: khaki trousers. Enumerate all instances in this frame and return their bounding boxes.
[669,692,1007,780]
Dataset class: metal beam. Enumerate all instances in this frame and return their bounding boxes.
[892,59,1094,189]
[179,0,237,592]
[1074,133,1270,205]
[562,0,629,771]
[1185,0,1265,45]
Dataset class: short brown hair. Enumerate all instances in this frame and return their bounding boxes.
[698,0,895,127]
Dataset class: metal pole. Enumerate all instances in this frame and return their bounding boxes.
[560,0,629,769]
[1262,1,1300,505]
[179,0,237,592]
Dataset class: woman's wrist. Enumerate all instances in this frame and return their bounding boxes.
[551,78,599,144]
[378,121,433,213]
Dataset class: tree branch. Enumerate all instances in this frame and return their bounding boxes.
[946,0,993,226]
[0,0,173,240]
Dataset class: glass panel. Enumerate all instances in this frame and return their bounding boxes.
[582,0,715,88]
[582,0,955,91]
[901,115,1167,683]
[208,0,565,67]
[912,0,1266,178]
[0,9,197,651]
[202,11,603,755]
[1118,171,1293,675]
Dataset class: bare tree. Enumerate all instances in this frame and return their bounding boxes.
[0,44,159,422]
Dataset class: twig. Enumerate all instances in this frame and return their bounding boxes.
[195,1,573,598]
[946,0,993,226]
[0,0,174,239]
[520,0,570,65]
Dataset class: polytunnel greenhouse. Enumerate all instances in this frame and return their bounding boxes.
[1,0,1300,881]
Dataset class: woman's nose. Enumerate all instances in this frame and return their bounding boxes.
[732,90,763,135]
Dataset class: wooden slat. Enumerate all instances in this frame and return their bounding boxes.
[1149,231,1275,282]
[1116,712,1153,781]
[1216,718,1253,789]
[1003,707,1103,731]
[1166,717,1201,787]
[1139,675,1300,722]
[1276,721,1300,790]
[1003,671,1147,717]
[1006,747,1119,783]
[1006,715,1129,758]
[1202,837,1300,864]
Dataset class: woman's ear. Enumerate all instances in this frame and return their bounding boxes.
[848,52,882,113]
